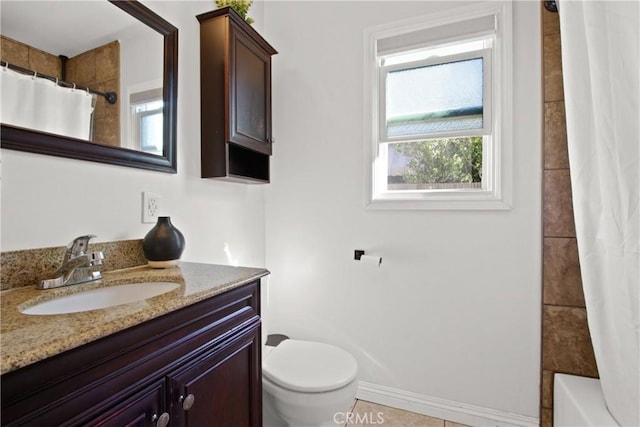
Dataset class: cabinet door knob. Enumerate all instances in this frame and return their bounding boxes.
[179,393,196,411]
[151,412,170,427]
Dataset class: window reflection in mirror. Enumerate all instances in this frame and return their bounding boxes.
[128,85,163,155]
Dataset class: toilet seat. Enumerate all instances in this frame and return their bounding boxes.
[263,340,358,393]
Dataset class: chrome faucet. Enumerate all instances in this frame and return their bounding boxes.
[38,235,105,290]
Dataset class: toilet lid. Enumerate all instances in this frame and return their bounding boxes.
[263,340,358,392]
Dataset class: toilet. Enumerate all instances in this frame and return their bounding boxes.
[262,338,358,427]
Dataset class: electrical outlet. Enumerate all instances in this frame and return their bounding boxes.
[142,192,161,223]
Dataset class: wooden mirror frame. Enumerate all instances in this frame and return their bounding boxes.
[0,1,178,173]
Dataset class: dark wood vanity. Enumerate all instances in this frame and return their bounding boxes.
[198,7,278,183]
[1,281,262,426]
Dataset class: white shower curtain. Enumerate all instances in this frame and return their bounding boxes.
[558,1,639,426]
[0,67,95,140]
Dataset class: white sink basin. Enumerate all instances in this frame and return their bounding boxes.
[21,282,181,315]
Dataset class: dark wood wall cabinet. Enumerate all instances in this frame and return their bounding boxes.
[1,281,262,427]
[198,7,278,183]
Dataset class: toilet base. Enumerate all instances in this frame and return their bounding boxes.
[263,390,287,427]
[263,375,358,427]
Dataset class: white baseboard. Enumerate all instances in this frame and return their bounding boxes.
[356,381,539,427]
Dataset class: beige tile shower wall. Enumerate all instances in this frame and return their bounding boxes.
[0,35,61,78]
[66,41,120,147]
[540,4,599,427]
[0,36,119,147]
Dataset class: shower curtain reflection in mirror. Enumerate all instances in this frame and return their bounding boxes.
[0,67,95,141]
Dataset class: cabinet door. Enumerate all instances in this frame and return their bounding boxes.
[167,324,262,427]
[229,26,273,155]
[85,380,167,427]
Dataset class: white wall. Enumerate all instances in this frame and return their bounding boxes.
[0,1,267,269]
[263,0,541,419]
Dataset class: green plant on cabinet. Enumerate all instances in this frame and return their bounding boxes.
[215,0,254,24]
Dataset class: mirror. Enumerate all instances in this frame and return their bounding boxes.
[0,1,178,173]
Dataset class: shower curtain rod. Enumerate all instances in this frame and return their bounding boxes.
[544,1,558,13]
[0,60,118,105]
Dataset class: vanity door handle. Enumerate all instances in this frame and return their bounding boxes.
[179,393,195,411]
[151,412,170,427]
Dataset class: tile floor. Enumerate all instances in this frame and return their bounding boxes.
[345,400,469,427]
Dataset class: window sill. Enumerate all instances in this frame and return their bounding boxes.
[366,190,512,211]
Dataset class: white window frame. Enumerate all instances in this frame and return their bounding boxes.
[364,2,513,210]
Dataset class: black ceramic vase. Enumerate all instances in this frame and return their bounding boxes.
[143,216,185,268]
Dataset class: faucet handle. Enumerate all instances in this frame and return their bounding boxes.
[65,235,97,261]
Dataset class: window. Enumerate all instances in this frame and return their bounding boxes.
[129,87,163,155]
[365,3,513,210]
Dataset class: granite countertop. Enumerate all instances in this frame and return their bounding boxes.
[0,262,269,375]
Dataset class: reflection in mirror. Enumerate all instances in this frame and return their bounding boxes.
[126,83,164,155]
[0,1,178,173]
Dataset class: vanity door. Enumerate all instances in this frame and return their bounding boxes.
[86,380,166,427]
[167,324,262,427]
